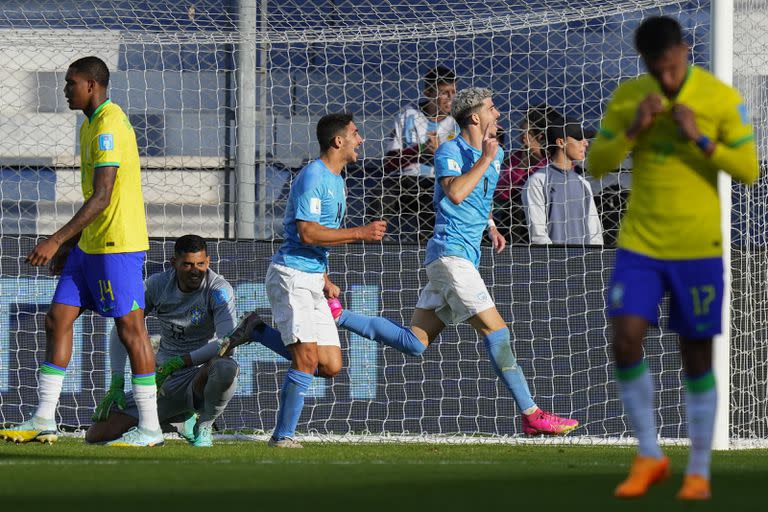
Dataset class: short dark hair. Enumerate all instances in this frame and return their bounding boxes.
[174,234,207,256]
[68,56,110,87]
[317,112,354,153]
[544,113,592,157]
[423,66,456,90]
[634,16,684,60]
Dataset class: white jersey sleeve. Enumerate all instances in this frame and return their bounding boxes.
[522,171,553,245]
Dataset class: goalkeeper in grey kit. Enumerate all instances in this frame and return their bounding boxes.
[87,235,277,446]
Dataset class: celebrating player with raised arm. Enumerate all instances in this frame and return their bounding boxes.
[587,16,759,500]
[0,56,163,446]
[266,113,387,447]
[332,88,578,435]
[86,235,285,447]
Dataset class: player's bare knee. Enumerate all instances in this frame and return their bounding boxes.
[290,344,319,373]
[84,424,104,444]
[85,420,125,444]
[316,360,342,378]
[415,330,430,347]
[115,326,141,346]
[44,309,67,337]
[680,338,713,376]
[612,333,644,364]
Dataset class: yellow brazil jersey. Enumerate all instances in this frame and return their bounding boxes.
[78,100,149,254]
[587,65,759,259]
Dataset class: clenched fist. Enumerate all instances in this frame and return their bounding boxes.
[358,220,387,241]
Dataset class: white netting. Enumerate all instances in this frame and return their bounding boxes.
[1,0,763,446]
[731,0,768,444]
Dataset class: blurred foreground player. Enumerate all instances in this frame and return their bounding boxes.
[588,16,759,500]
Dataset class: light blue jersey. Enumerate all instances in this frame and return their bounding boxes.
[272,159,346,273]
[425,135,503,267]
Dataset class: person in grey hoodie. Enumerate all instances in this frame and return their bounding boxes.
[522,114,603,245]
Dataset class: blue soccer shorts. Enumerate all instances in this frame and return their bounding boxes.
[52,245,145,318]
[607,248,724,338]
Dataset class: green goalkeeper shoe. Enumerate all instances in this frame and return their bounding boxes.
[0,417,58,444]
[177,414,198,444]
[191,423,213,448]
[106,426,164,447]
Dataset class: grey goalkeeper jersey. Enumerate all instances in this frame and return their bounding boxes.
[145,268,238,365]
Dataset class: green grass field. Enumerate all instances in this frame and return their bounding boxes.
[0,439,766,511]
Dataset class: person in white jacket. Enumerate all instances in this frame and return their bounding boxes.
[522,115,604,245]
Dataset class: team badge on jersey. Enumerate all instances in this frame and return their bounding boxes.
[190,306,203,326]
[212,288,230,306]
[98,133,114,151]
[737,103,749,125]
[309,197,322,214]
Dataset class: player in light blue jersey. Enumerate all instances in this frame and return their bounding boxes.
[266,113,387,447]
[333,88,578,435]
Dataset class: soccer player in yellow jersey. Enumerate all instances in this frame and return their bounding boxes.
[0,57,163,447]
[588,17,759,500]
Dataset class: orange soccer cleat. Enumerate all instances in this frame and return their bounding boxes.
[614,455,670,498]
[676,474,711,501]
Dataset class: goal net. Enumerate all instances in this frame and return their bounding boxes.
[0,0,764,445]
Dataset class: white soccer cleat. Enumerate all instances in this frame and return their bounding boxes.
[0,417,58,444]
[105,426,164,447]
[267,436,303,448]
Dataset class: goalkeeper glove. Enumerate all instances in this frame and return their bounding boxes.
[156,355,186,389]
[92,373,126,422]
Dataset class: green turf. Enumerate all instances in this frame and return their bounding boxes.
[0,439,766,511]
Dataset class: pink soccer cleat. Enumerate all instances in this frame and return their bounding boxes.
[522,409,579,436]
[327,297,344,322]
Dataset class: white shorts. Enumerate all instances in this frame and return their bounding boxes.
[265,263,341,347]
[415,256,496,325]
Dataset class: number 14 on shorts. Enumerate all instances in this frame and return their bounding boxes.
[99,279,115,302]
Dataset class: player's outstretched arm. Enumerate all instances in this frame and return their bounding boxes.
[26,166,117,266]
[297,219,387,246]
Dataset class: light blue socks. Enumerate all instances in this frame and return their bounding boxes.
[273,368,313,440]
[251,323,292,360]
[337,310,427,356]
[483,328,536,412]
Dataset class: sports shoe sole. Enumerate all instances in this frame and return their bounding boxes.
[0,431,58,444]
